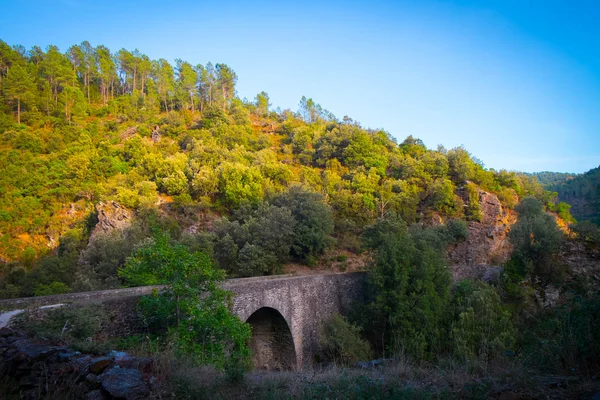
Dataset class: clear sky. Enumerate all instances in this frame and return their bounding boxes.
[0,0,598,173]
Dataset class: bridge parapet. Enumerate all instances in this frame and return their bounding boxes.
[0,272,367,369]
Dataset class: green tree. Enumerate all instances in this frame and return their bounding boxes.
[3,63,35,123]
[119,232,251,378]
[272,187,334,262]
[506,197,564,284]
[254,91,270,116]
[176,59,198,111]
[361,216,451,359]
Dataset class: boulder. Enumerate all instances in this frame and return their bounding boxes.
[100,367,150,400]
[90,356,113,374]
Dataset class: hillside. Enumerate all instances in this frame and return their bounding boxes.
[0,40,568,298]
[545,167,600,225]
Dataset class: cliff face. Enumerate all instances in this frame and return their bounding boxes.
[448,189,516,266]
[89,202,132,239]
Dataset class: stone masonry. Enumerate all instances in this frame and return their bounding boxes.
[0,272,367,370]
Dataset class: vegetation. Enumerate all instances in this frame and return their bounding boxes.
[119,232,251,380]
[0,40,598,395]
[535,167,600,225]
[0,40,569,299]
[318,313,371,366]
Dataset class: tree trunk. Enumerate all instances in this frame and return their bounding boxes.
[17,96,20,124]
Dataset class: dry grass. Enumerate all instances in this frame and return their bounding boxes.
[156,356,600,400]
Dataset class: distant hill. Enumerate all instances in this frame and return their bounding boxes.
[538,167,600,225]
[532,171,578,187]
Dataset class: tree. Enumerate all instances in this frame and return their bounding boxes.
[176,59,197,111]
[96,45,116,104]
[361,215,451,359]
[254,91,270,116]
[506,197,564,283]
[154,58,175,112]
[4,63,35,123]
[118,232,251,378]
[215,63,237,110]
[272,187,334,261]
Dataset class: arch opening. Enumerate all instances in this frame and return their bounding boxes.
[246,307,296,371]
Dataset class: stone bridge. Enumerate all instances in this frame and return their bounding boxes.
[0,272,367,370]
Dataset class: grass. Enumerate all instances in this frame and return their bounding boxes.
[156,356,600,400]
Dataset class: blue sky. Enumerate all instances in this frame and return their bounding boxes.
[0,0,598,173]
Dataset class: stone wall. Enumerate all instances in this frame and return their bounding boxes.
[0,272,368,370]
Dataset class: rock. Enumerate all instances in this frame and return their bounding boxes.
[151,125,161,142]
[90,356,113,374]
[90,201,132,239]
[100,368,149,400]
[16,343,60,361]
[58,351,81,362]
[86,389,104,400]
[0,327,14,337]
[448,187,515,267]
[86,372,101,385]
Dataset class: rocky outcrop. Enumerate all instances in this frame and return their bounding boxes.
[0,328,156,399]
[90,201,132,239]
[448,188,516,266]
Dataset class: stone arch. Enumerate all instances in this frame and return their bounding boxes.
[246,307,297,371]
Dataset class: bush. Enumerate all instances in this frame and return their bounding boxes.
[571,221,600,245]
[506,197,564,284]
[520,295,600,375]
[360,215,452,360]
[14,304,109,352]
[319,313,371,366]
[213,204,295,276]
[118,232,251,379]
[272,186,335,261]
[450,280,516,361]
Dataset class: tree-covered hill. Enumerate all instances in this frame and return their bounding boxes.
[0,40,569,298]
[544,166,600,225]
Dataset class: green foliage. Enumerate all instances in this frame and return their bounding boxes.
[505,197,565,284]
[450,280,516,361]
[118,232,251,378]
[361,215,452,359]
[464,182,482,222]
[571,220,600,245]
[545,167,600,225]
[272,186,335,260]
[318,313,371,366]
[213,203,295,276]
[520,295,600,375]
[33,281,71,296]
[15,304,109,351]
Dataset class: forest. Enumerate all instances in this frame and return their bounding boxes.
[0,41,599,398]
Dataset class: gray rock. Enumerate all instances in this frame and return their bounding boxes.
[0,327,14,337]
[100,367,149,400]
[86,389,104,400]
[17,343,60,361]
[58,351,81,362]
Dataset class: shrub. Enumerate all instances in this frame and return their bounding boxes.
[118,232,251,379]
[506,197,564,284]
[520,295,600,375]
[361,215,452,360]
[450,280,516,361]
[272,186,335,261]
[15,304,109,352]
[318,313,371,366]
[571,221,600,245]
